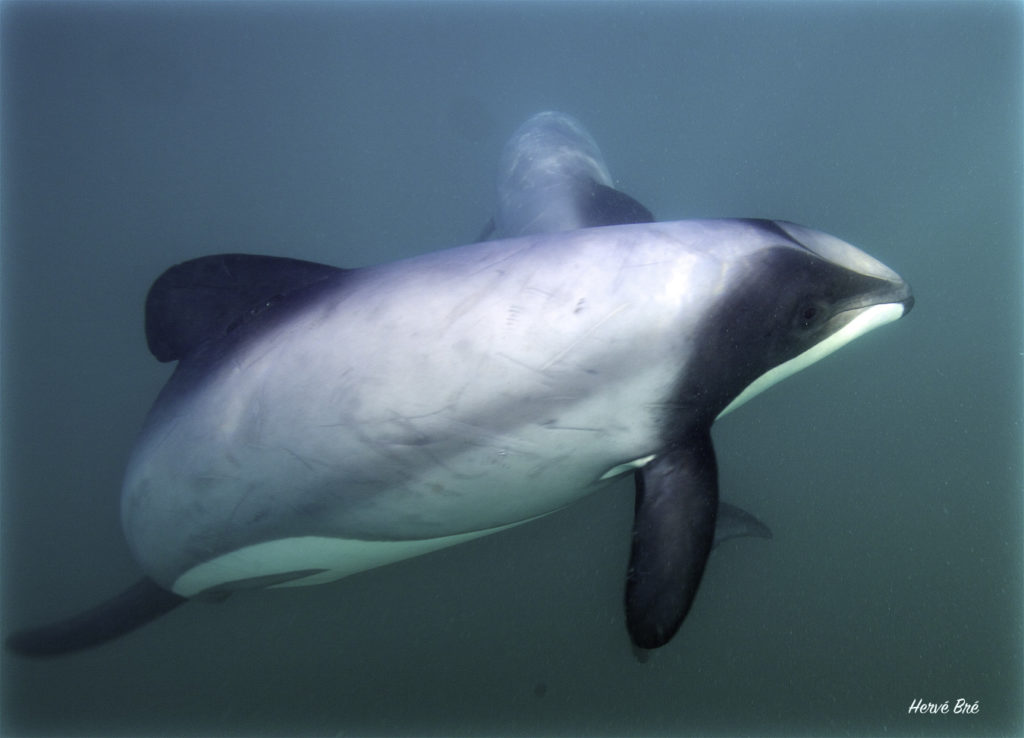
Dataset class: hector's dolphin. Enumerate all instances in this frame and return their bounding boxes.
[480,110,653,241]
[6,217,912,656]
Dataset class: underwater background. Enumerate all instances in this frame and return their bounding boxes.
[2,1,1021,736]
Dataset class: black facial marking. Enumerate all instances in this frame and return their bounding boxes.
[660,245,899,435]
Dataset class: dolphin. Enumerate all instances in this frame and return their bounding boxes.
[488,110,772,547]
[6,217,912,657]
[479,110,653,241]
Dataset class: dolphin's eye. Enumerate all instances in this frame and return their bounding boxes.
[794,301,827,330]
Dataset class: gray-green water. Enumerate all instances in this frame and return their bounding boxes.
[2,1,1021,735]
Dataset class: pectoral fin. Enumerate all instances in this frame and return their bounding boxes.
[625,431,718,650]
[714,501,772,549]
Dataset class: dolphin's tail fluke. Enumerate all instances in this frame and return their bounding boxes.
[5,577,186,657]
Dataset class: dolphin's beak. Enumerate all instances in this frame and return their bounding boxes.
[898,291,915,316]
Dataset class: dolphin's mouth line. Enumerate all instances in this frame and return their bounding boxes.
[837,287,914,320]
[718,299,909,418]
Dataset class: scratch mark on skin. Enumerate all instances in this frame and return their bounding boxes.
[225,486,256,527]
[279,446,333,472]
[464,244,535,278]
[540,423,603,432]
[540,303,630,371]
[194,474,240,485]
